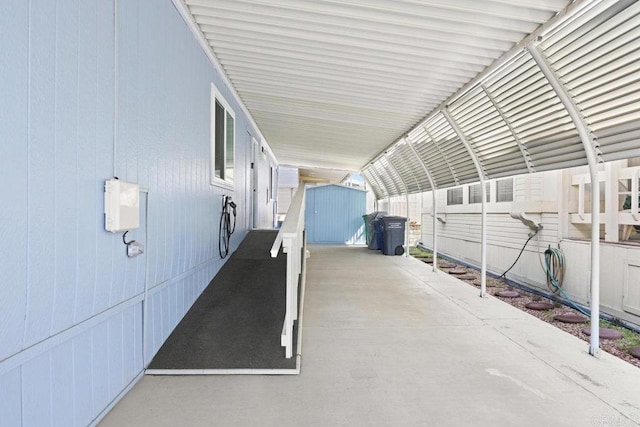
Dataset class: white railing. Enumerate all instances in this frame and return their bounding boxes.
[570,164,640,242]
[270,184,306,358]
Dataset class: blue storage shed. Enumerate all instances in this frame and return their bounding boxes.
[305,185,366,244]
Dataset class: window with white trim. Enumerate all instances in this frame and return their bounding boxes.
[469,182,490,204]
[211,84,235,185]
[447,187,463,205]
[496,178,514,202]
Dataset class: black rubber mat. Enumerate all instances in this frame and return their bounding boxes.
[148,230,298,370]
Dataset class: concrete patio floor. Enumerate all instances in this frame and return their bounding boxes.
[101,245,640,426]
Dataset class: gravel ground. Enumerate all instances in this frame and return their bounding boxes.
[413,255,640,369]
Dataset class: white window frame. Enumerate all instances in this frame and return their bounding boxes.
[469,182,490,204]
[496,177,514,202]
[447,187,463,205]
[210,83,235,190]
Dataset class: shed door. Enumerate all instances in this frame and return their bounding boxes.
[305,187,365,244]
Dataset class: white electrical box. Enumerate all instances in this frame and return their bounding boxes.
[104,179,140,233]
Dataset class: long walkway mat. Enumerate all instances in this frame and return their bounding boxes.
[147,230,299,373]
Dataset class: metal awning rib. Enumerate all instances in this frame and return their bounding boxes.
[541,0,640,164]
[184,0,571,175]
[360,1,640,198]
[184,0,640,197]
[361,168,386,199]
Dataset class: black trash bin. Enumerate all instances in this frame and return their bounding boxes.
[380,216,407,255]
[374,218,384,250]
[364,212,387,250]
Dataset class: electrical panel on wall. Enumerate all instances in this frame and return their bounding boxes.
[104,179,140,233]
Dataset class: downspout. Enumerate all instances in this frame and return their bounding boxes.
[385,154,410,258]
[406,139,439,272]
[528,45,602,357]
[140,190,150,367]
[442,109,488,298]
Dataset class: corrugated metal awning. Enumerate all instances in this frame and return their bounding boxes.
[365,0,640,197]
[178,0,640,197]
[181,0,570,174]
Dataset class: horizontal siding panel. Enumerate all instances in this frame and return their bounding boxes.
[422,212,558,249]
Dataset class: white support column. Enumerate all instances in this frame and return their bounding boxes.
[579,176,586,220]
[405,193,410,258]
[432,189,437,271]
[632,169,639,221]
[442,109,488,298]
[604,162,619,243]
[406,139,439,272]
[528,45,602,357]
[385,154,410,257]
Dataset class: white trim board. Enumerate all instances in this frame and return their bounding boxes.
[145,365,300,376]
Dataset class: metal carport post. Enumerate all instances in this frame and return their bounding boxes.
[384,153,410,258]
[528,44,602,357]
[442,109,488,298]
[405,138,439,272]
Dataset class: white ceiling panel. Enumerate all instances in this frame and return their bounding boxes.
[183,0,569,173]
[179,0,640,198]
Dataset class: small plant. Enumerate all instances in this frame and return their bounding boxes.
[409,246,433,258]
[598,319,640,351]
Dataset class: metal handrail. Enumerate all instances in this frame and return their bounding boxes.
[271,183,306,358]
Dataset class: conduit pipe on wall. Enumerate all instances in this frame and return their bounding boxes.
[406,139,439,272]
[140,189,151,367]
[442,109,488,298]
[384,154,410,258]
[528,45,602,357]
[113,0,119,178]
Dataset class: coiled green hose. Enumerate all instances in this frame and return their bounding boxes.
[543,246,589,316]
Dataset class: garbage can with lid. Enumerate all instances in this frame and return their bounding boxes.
[374,218,384,250]
[380,216,407,255]
[363,214,371,245]
[364,212,387,250]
